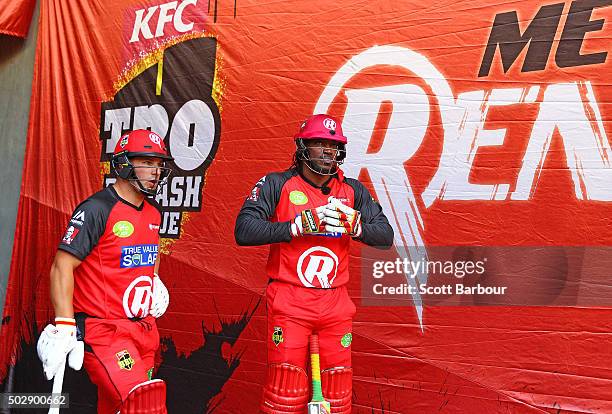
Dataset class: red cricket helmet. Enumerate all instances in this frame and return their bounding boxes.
[293,114,348,144]
[111,129,173,196]
[293,114,347,176]
[113,129,173,160]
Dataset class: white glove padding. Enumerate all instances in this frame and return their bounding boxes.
[37,322,83,380]
[323,197,363,237]
[290,205,328,237]
[150,274,169,318]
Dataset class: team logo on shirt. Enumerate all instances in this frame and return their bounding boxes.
[62,226,80,245]
[272,327,284,346]
[289,191,308,205]
[113,221,134,238]
[116,349,135,371]
[121,244,158,268]
[123,275,154,318]
[296,246,339,288]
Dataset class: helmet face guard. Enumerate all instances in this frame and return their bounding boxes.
[111,130,174,196]
[293,114,348,176]
[111,152,172,196]
[295,139,346,176]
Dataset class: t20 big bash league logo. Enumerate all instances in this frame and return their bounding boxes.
[99,35,221,238]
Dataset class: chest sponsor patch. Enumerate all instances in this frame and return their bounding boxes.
[120,244,158,268]
[113,220,134,238]
[289,190,308,205]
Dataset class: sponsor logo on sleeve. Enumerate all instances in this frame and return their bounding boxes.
[62,226,80,245]
[70,210,85,226]
[247,176,266,202]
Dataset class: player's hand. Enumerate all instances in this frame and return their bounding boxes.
[322,197,362,237]
[37,319,83,380]
[290,206,328,237]
[150,274,169,318]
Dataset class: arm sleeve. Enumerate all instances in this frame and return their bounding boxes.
[234,173,293,246]
[58,199,109,260]
[347,179,394,249]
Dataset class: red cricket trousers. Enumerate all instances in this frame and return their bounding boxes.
[266,281,356,370]
[82,316,160,414]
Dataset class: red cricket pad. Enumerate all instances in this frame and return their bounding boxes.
[294,114,347,144]
[321,368,352,414]
[261,363,309,414]
[114,129,172,159]
[121,379,167,414]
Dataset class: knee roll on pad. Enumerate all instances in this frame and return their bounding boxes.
[121,379,167,414]
[260,363,309,414]
[321,367,352,414]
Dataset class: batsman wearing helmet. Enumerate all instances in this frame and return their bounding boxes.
[37,130,173,414]
[235,114,394,413]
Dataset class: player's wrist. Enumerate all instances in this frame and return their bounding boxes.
[54,317,76,336]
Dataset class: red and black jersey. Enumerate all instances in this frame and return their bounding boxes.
[235,168,393,288]
[58,186,161,319]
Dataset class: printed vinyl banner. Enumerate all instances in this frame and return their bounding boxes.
[2,0,612,412]
[0,0,36,37]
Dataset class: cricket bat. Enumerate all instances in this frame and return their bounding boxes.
[49,357,65,414]
[308,335,331,414]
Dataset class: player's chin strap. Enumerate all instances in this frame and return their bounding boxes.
[260,363,309,414]
[127,169,171,197]
[296,140,345,176]
[119,379,167,414]
[321,367,352,414]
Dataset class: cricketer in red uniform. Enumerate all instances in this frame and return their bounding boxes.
[235,114,394,414]
[37,130,172,414]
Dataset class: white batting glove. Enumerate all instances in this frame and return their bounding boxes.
[290,206,329,237]
[323,197,363,237]
[150,274,169,318]
[37,318,83,380]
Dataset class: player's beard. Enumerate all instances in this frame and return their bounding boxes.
[304,148,339,175]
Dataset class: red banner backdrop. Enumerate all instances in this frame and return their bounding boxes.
[0,0,36,37]
[2,0,612,412]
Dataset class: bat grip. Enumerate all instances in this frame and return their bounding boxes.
[309,335,324,402]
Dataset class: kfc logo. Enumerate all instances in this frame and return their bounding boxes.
[62,226,80,245]
[123,275,153,318]
[297,246,339,288]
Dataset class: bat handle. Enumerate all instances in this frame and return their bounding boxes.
[49,358,66,414]
[309,335,324,402]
